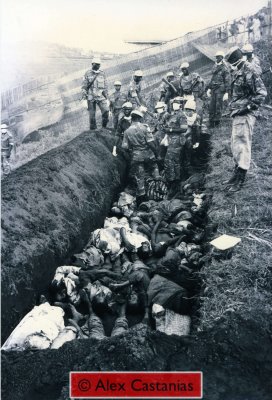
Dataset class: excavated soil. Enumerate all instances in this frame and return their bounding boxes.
[1,130,126,342]
[2,124,272,400]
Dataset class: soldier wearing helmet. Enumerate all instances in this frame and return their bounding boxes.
[122,109,159,202]
[206,51,231,127]
[242,43,262,76]
[222,46,267,193]
[184,99,207,156]
[159,72,177,104]
[127,70,144,108]
[1,123,14,174]
[112,102,133,157]
[81,57,109,130]
[179,62,205,115]
[109,81,128,130]
[161,97,190,198]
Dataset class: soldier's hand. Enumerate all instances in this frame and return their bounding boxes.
[223,93,228,101]
[112,146,117,157]
[206,89,211,98]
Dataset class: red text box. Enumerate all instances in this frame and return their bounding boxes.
[70,371,202,398]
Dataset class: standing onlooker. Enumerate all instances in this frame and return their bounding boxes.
[206,52,231,127]
[81,57,109,130]
[224,46,267,192]
[109,81,127,130]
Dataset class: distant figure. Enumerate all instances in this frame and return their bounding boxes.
[122,110,159,201]
[81,57,109,130]
[224,46,267,192]
[109,81,127,130]
[179,62,205,116]
[1,123,14,175]
[127,70,144,108]
[247,17,254,42]
[252,16,261,41]
[242,43,262,76]
[206,51,231,127]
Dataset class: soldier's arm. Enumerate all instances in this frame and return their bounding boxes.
[223,67,231,94]
[248,73,267,107]
[102,72,108,99]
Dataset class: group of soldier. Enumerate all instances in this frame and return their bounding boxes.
[81,43,267,197]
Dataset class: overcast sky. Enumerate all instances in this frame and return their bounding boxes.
[1,0,267,54]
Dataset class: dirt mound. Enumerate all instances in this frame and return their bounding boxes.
[1,129,126,342]
[2,314,272,400]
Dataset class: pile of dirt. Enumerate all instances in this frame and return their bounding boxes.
[1,129,126,342]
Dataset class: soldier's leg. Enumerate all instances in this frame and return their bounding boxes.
[214,91,223,125]
[98,99,110,128]
[209,91,216,125]
[134,162,146,197]
[231,115,255,171]
[88,101,97,130]
[113,112,119,130]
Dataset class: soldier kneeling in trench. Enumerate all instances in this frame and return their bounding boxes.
[121,109,160,204]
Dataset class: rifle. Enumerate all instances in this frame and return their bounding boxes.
[262,66,272,75]
[162,77,178,95]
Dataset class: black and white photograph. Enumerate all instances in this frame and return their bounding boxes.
[1,0,272,399]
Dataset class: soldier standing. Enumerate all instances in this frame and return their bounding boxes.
[1,123,14,174]
[224,46,267,192]
[122,110,159,202]
[179,62,205,115]
[81,57,109,130]
[206,51,231,127]
[127,70,144,108]
[162,97,189,198]
[109,81,128,130]
[112,102,133,157]
[241,43,262,76]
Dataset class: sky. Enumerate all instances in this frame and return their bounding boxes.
[1,0,267,54]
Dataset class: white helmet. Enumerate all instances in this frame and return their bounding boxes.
[1,123,8,129]
[215,51,225,57]
[134,70,143,77]
[114,80,122,86]
[122,102,133,109]
[155,101,167,109]
[184,99,196,111]
[166,71,175,78]
[180,62,189,69]
[173,96,184,103]
[242,43,254,53]
[131,110,144,118]
[92,57,101,64]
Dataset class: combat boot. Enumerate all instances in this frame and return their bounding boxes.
[223,165,238,186]
[228,168,247,193]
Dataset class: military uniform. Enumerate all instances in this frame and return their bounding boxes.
[127,80,143,108]
[122,122,159,197]
[162,110,188,189]
[81,69,109,129]
[207,62,231,125]
[247,56,262,76]
[229,61,267,170]
[179,73,205,114]
[115,115,132,156]
[109,91,127,130]
[1,130,14,169]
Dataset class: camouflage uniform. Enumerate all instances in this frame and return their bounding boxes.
[207,62,231,125]
[109,91,127,130]
[247,56,262,76]
[179,72,205,114]
[229,61,267,170]
[1,130,14,169]
[163,110,188,185]
[122,122,159,197]
[127,80,143,108]
[115,115,132,158]
[82,69,109,129]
